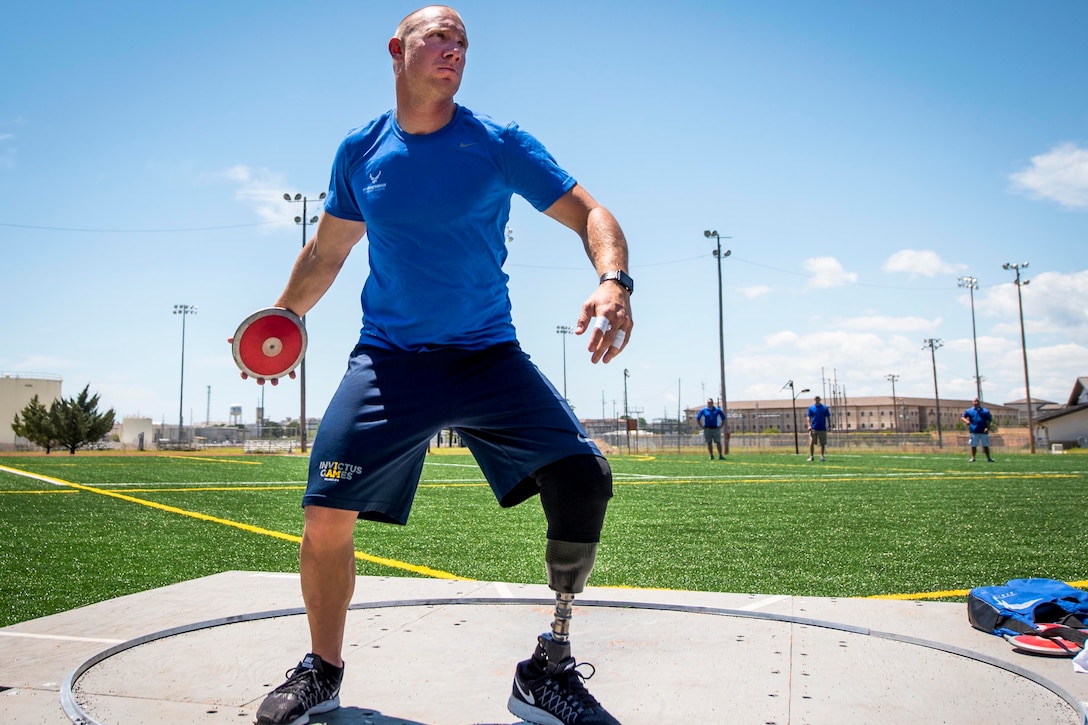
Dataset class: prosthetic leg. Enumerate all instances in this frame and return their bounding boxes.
[507,455,621,724]
[533,540,598,671]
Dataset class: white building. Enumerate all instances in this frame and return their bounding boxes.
[1036,377,1088,449]
[0,373,63,451]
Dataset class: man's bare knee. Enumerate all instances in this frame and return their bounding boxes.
[302,506,359,551]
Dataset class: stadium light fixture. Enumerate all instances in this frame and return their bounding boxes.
[1003,262,1035,453]
[781,380,810,454]
[283,191,327,454]
[703,229,732,454]
[885,374,900,435]
[556,325,573,401]
[922,338,944,448]
[957,276,983,402]
[173,304,197,443]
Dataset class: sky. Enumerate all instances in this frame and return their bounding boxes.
[2,0,1086,429]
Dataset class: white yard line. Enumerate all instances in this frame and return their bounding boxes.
[736,595,790,612]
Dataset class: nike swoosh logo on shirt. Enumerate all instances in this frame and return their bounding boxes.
[515,675,535,705]
[459,142,478,148]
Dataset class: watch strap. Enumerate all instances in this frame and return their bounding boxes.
[599,270,634,295]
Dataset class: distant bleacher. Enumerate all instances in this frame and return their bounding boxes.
[243,439,298,454]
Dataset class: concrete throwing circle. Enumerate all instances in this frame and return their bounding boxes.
[63,598,1087,725]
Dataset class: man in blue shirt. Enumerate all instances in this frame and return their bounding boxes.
[807,395,830,461]
[961,398,994,462]
[250,7,630,725]
[697,397,725,459]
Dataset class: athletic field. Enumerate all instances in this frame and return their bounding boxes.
[2,450,1086,628]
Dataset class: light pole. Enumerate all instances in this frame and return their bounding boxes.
[1003,262,1035,454]
[781,380,810,454]
[173,304,197,443]
[957,275,983,402]
[556,325,573,400]
[885,373,899,434]
[703,229,732,453]
[283,191,326,453]
[922,338,943,448]
[623,368,630,454]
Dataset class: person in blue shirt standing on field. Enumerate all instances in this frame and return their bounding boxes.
[697,397,725,460]
[807,395,831,461]
[246,7,632,725]
[961,398,994,462]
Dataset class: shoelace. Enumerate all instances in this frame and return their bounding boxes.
[551,661,601,710]
[272,666,325,707]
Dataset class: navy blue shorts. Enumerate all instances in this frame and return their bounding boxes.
[304,342,602,524]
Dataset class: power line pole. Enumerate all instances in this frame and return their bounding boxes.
[623,368,631,454]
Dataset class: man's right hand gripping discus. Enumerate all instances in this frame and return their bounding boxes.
[229,308,307,386]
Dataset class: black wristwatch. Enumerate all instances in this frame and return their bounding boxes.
[599,270,634,295]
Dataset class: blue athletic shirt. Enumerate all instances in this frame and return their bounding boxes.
[324,105,577,351]
[962,406,992,433]
[697,406,724,428]
[807,403,830,431]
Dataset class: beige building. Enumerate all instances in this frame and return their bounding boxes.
[0,373,63,451]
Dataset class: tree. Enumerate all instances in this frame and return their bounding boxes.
[49,385,116,455]
[12,395,58,454]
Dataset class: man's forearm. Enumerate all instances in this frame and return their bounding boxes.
[274,216,364,316]
[585,206,629,275]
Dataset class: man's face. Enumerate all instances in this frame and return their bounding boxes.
[707,399,714,407]
[396,7,467,97]
[973,398,981,408]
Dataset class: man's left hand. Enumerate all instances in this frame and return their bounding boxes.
[574,283,632,364]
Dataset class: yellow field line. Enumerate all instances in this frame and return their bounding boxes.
[0,464,464,581]
[870,580,1088,601]
[163,455,264,465]
[107,486,305,493]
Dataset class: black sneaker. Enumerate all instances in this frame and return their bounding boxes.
[255,653,343,725]
[508,638,620,725]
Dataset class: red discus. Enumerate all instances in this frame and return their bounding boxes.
[229,308,307,385]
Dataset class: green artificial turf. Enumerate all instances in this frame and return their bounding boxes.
[1,451,1085,627]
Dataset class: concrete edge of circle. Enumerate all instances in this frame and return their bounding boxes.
[60,597,1088,725]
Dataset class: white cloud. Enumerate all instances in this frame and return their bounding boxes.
[207,165,296,230]
[983,269,1088,338]
[1009,143,1088,209]
[764,330,800,347]
[802,257,857,289]
[739,285,772,299]
[882,249,963,277]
